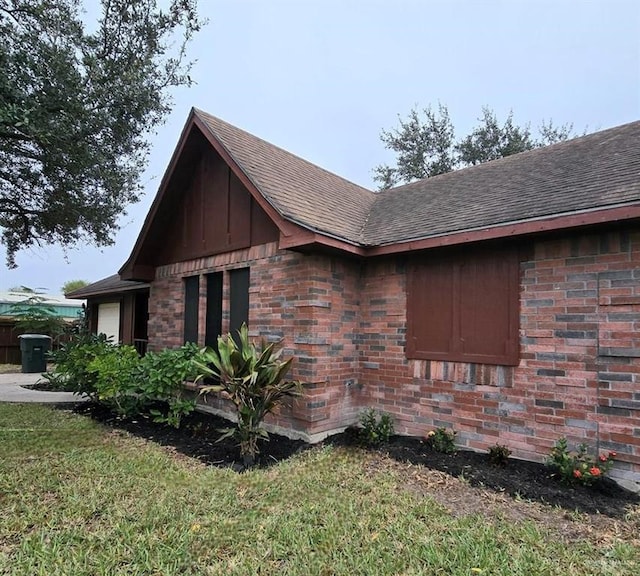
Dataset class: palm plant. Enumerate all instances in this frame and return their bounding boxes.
[195,324,301,467]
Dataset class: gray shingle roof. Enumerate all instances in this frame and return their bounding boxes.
[364,121,640,246]
[195,109,376,244]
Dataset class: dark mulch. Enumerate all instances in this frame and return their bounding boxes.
[329,429,639,518]
[25,381,76,392]
[70,402,311,471]
[66,403,639,518]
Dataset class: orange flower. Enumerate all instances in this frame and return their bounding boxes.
[599,455,608,462]
[573,469,582,478]
[589,467,601,476]
[608,451,617,458]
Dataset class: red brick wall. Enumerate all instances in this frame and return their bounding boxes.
[360,227,640,484]
[148,227,640,482]
[149,242,365,439]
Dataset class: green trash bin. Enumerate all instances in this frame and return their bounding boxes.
[18,334,52,373]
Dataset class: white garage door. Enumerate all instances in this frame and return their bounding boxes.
[97,302,121,343]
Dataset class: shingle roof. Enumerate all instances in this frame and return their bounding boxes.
[66,275,149,299]
[195,111,639,248]
[195,109,376,244]
[364,121,640,245]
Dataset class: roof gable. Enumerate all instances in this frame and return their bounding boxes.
[121,110,640,280]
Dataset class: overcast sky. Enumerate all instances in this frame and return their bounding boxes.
[2,0,639,294]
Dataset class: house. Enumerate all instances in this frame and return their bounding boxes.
[0,291,85,363]
[67,275,149,354]
[70,109,640,486]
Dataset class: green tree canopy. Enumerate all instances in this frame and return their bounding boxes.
[61,279,89,295]
[374,105,578,189]
[0,0,203,267]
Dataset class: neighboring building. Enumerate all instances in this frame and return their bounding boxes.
[67,276,149,354]
[0,291,85,363]
[71,109,640,485]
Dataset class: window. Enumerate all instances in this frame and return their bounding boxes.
[183,276,199,344]
[205,272,223,347]
[229,267,250,335]
[406,247,519,365]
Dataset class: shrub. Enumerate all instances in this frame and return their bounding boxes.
[88,344,141,416]
[547,437,616,486]
[43,333,114,398]
[46,335,203,427]
[358,408,394,446]
[426,427,457,454]
[138,343,204,427]
[488,443,512,466]
[195,324,302,468]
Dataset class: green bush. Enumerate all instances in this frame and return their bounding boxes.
[358,408,395,446]
[45,336,203,428]
[426,427,457,454]
[138,343,204,427]
[88,345,141,416]
[547,437,616,486]
[43,333,113,399]
[195,324,302,468]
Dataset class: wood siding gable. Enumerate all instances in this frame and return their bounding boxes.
[160,143,278,265]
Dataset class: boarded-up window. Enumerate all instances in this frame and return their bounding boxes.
[229,268,250,336]
[97,302,121,343]
[205,272,223,348]
[407,247,519,365]
[183,276,199,344]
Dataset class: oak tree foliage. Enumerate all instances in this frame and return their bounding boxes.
[374,104,578,189]
[61,279,89,295]
[0,0,203,266]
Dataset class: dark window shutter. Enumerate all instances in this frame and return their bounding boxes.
[183,276,199,344]
[229,267,250,336]
[205,272,223,348]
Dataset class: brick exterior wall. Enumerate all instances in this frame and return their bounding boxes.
[148,226,640,483]
[150,242,365,439]
[359,227,640,485]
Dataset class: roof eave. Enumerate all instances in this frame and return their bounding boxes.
[67,283,150,299]
[365,203,640,256]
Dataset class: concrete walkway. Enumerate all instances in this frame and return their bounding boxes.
[0,372,87,403]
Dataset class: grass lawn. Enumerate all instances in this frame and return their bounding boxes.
[1,404,638,575]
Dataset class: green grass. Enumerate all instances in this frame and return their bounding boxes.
[0,404,638,575]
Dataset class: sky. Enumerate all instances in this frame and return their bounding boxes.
[2,0,639,293]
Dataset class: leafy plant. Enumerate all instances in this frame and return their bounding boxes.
[88,345,141,416]
[46,335,205,426]
[43,333,114,398]
[547,437,616,486]
[358,409,395,446]
[488,444,512,466]
[8,293,66,339]
[139,343,204,427]
[195,324,302,468]
[426,427,457,454]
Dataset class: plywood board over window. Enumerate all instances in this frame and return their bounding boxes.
[183,276,200,344]
[230,268,250,336]
[407,246,520,366]
[97,302,121,343]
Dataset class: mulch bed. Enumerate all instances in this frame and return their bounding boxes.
[66,402,639,518]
